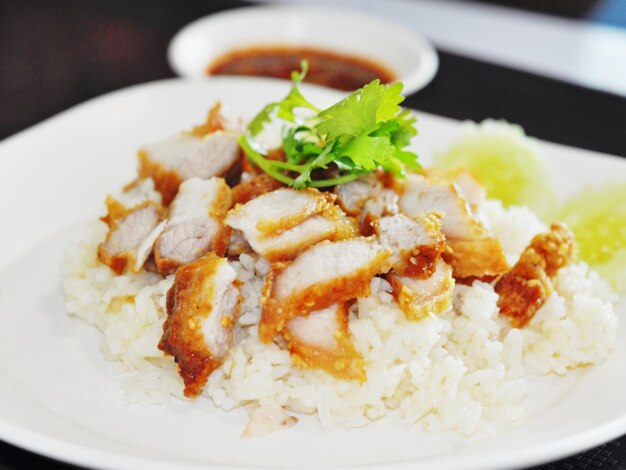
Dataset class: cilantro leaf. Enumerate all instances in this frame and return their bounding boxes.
[247,61,319,136]
[315,80,405,141]
[240,65,420,188]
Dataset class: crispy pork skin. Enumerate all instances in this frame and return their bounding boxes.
[284,303,365,381]
[496,223,577,327]
[334,175,399,235]
[232,173,284,205]
[98,197,164,275]
[226,188,355,261]
[398,174,508,279]
[425,168,486,212]
[159,253,240,397]
[334,174,382,216]
[387,259,454,321]
[154,177,232,274]
[374,213,445,278]
[138,105,240,205]
[259,238,391,342]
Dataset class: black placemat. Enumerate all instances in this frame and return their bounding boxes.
[1,1,625,469]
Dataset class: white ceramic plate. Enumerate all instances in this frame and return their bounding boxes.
[0,77,625,470]
[168,5,439,95]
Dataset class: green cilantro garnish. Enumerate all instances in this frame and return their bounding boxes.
[239,63,420,188]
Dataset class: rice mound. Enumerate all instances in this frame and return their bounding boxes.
[62,186,619,435]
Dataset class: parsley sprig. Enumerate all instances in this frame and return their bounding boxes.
[239,63,420,188]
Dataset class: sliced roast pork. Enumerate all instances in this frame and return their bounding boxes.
[98,197,165,275]
[284,303,365,381]
[387,259,454,321]
[159,253,240,397]
[398,174,508,279]
[226,188,355,261]
[496,223,577,327]
[154,177,232,274]
[259,238,391,342]
[138,104,240,205]
[374,213,445,278]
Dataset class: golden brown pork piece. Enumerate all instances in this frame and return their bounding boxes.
[398,173,508,280]
[153,177,232,274]
[425,168,486,213]
[226,188,356,262]
[496,223,577,327]
[138,104,241,205]
[333,174,399,236]
[284,303,365,382]
[232,173,285,205]
[159,253,240,397]
[98,197,165,275]
[387,259,454,321]
[334,174,384,216]
[374,213,445,278]
[259,238,391,343]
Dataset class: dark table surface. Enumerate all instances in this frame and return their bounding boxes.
[1,1,625,469]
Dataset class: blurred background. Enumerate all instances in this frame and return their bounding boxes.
[1,0,625,155]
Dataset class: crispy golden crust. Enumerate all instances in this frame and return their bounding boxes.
[283,303,366,382]
[387,265,454,322]
[443,236,509,280]
[137,150,182,207]
[528,223,577,277]
[360,211,378,237]
[158,253,238,398]
[396,241,445,279]
[375,213,446,279]
[97,197,163,275]
[138,102,242,205]
[232,174,285,205]
[259,249,391,343]
[255,189,337,237]
[153,180,234,275]
[496,223,577,328]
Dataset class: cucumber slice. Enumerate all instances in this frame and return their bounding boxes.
[558,183,626,293]
[434,120,555,218]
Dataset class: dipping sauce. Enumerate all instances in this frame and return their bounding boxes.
[206,46,396,91]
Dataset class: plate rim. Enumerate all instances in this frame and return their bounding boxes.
[0,76,624,470]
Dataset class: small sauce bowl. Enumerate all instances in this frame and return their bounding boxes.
[168,5,439,95]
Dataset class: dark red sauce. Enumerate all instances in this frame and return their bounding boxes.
[206,46,396,91]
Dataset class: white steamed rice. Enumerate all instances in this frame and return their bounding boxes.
[62,183,619,436]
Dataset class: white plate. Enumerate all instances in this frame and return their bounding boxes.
[167,5,439,95]
[0,77,625,470]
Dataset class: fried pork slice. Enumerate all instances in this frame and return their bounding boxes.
[226,187,356,261]
[227,229,252,257]
[398,174,508,279]
[284,303,365,381]
[496,223,577,327]
[232,173,284,205]
[334,174,399,235]
[334,174,382,216]
[154,177,232,274]
[159,253,240,397]
[374,213,445,278]
[359,188,400,235]
[426,168,486,212]
[138,106,240,205]
[259,238,391,342]
[98,197,165,275]
[387,259,454,321]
